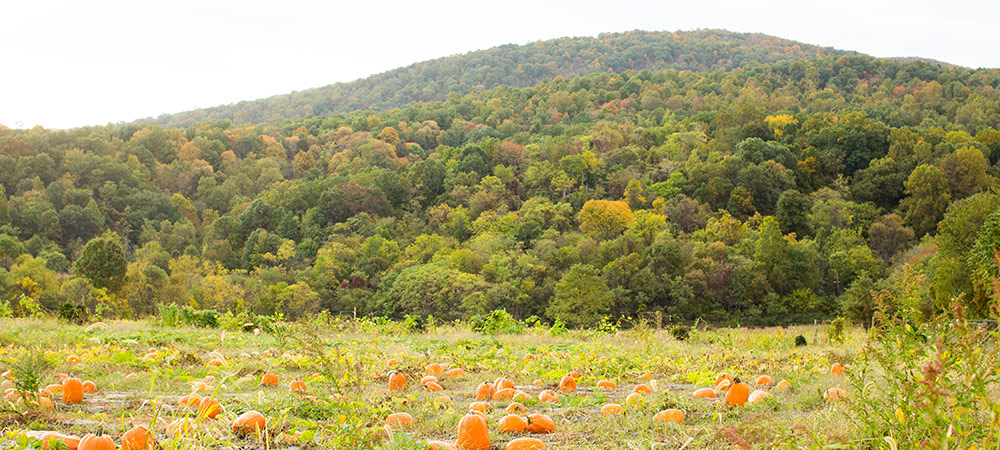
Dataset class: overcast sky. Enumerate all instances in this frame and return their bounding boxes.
[2,0,996,130]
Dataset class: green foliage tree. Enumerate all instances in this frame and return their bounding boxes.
[547,264,613,328]
[900,164,951,236]
[74,234,127,295]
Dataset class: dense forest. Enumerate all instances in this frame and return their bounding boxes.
[3,33,1000,327]
[146,30,851,128]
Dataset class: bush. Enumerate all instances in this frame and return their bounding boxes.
[470,310,522,334]
[157,303,219,328]
[827,317,846,344]
[57,302,88,325]
[794,335,807,346]
[403,314,429,332]
[670,325,690,341]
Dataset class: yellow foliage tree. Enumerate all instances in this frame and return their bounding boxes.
[579,200,634,239]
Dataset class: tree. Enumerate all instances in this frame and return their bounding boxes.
[547,264,612,328]
[776,190,812,237]
[74,233,128,294]
[867,213,914,260]
[578,200,634,239]
[900,164,950,237]
[940,146,991,199]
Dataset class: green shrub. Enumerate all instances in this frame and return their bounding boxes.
[794,335,807,346]
[57,302,88,325]
[671,325,690,341]
[469,310,523,334]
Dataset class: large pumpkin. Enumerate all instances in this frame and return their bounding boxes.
[233,410,267,436]
[653,408,684,424]
[725,380,750,406]
[497,414,527,432]
[525,414,554,434]
[388,372,407,392]
[557,375,576,392]
[456,411,490,450]
[260,373,278,388]
[122,425,155,450]
[62,378,84,404]
[198,396,222,419]
[506,437,546,449]
[78,434,114,450]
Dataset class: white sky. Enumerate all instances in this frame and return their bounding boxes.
[1,0,996,130]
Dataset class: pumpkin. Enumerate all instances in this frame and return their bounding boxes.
[776,379,792,390]
[198,396,222,419]
[748,390,770,403]
[190,381,209,392]
[54,373,68,381]
[78,434,114,450]
[505,402,526,414]
[494,377,516,391]
[693,387,717,399]
[40,432,81,450]
[437,395,452,404]
[178,394,201,407]
[638,372,653,380]
[445,368,465,377]
[0,370,10,378]
[715,379,732,391]
[38,397,54,410]
[755,375,774,386]
[67,356,81,364]
[469,401,491,413]
[525,414,554,434]
[538,389,558,403]
[62,378,84,403]
[456,411,490,450]
[232,410,267,436]
[506,437,546,449]
[497,414,527,432]
[427,441,459,450]
[596,380,617,390]
[423,381,444,391]
[532,379,544,387]
[632,384,651,394]
[714,373,732,386]
[385,412,413,428]
[600,403,623,415]
[166,418,194,437]
[421,375,440,386]
[289,380,307,394]
[1,380,12,387]
[493,388,517,401]
[122,425,155,450]
[569,371,581,379]
[830,363,845,376]
[81,381,98,393]
[426,363,444,376]
[824,387,848,401]
[388,372,407,392]
[653,408,684,424]
[46,384,64,393]
[725,380,750,406]
[624,392,644,406]
[387,358,399,367]
[260,373,279,388]
[474,382,494,400]
[557,375,576,392]
[513,391,531,402]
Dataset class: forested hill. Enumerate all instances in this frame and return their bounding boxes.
[145,30,852,127]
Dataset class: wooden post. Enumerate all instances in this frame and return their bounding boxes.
[813,319,818,344]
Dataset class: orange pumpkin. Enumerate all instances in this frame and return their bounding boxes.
[569,370,581,379]
[525,414,554,434]
[494,377,516,391]
[497,414,527,432]
[166,418,194,437]
[469,401,491,413]
[755,375,774,386]
[506,437,546,449]
[388,372,407,392]
[178,394,201,407]
[624,392,644,406]
[474,382,494,401]
[122,425,155,450]
[233,410,267,436]
[493,388,517,401]
[260,373,278,388]
[714,373,732,386]
[38,397,54,410]
[289,380,307,394]
[78,434,114,450]
[693,387,717,399]
[423,381,444,391]
[824,387,848,401]
[776,379,792,390]
[830,363,845,376]
[748,390,770,403]
[387,358,399,367]
[538,389,558,403]
[725,380,750,406]
[445,368,465,377]
[46,384,63,393]
[600,403,623,415]
[67,356,81,364]
[81,381,98,393]
[505,402,526,414]
[421,375,440,386]
[653,408,684,424]
[62,378,84,403]
[456,411,490,450]
[426,363,444,376]
[596,380,617,390]
[558,375,576,392]
[427,441,459,450]
[532,379,544,387]
[632,384,651,394]
[385,412,413,428]
[40,432,81,450]
[198,396,222,419]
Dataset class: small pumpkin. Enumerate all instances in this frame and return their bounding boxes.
[725,380,750,406]
[233,410,267,436]
[494,377,516,391]
[198,396,222,419]
[532,379,544,387]
[505,402,526,414]
[693,387,717,399]
[81,381,98,393]
[653,408,684,424]
[632,384,651,394]
[62,377,84,403]
[423,381,444,391]
[714,373,732,386]
[456,411,490,450]
[748,390,770,403]
[39,432,81,450]
[67,356,81,364]
[557,375,576,392]
[387,358,399,367]
[830,363,845,376]
[493,388,517,401]
[385,412,413,428]
[600,403,623,415]
[824,387,848,401]
[122,425,155,450]
[469,401,491,413]
[624,392,644,406]
[166,418,194,437]
[755,375,774,386]
[524,413,554,434]
[474,382,494,401]
[260,373,278,388]
[178,394,201,407]
[388,372,407,392]
[497,414,527,432]
[420,375,440,386]
[538,389,558,403]
[427,441,459,450]
[289,380,307,394]
[445,368,465,377]
[596,380,617,390]
[426,363,444,376]
[506,437,547,449]
[78,434,114,450]
[776,379,792,390]
[569,370,581,379]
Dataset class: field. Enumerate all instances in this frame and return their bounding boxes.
[0,317,885,450]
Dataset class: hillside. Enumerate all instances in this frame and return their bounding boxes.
[145,29,851,127]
